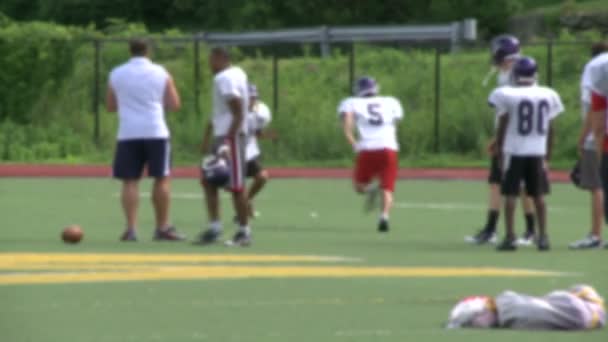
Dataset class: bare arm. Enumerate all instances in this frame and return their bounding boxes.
[495,114,509,163]
[201,121,213,154]
[106,86,117,112]
[226,97,244,139]
[164,76,181,112]
[546,124,554,161]
[341,112,357,150]
[592,109,606,160]
[578,109,592,155]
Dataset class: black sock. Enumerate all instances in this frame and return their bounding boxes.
[485,210,499,233]
[525,213,535,234]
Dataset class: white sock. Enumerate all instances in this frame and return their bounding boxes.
[239,225,251,235]
[380,213,389,222]
[209,221,222,232]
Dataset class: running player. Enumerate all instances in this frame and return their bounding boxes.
[244,83,273,217]
[466,35,537,246]
[569,42,608,249]
[492,56,564,251]
[338,76,403,232]
[447,284,605,330]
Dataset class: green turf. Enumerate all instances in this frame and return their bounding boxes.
[0,178,607,342]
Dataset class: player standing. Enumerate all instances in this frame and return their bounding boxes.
[492,57,564,251]
[198,47,251,247]
[244,84,272,217]
[569,43,608,249]
[589,44,608,249]
[466,35,537,246]
[338,77,403,232]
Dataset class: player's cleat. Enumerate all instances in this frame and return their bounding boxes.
[537,235,551,251]
[120,229,137,242]
[568,234,601,250]
[196,229,222,245]
[516,230,535,247]
[225,231,252,247]
[364,184,380,213]
[496,237,517,251]
[378,219,389,233]
[153,226,186,241]
[465,229,497,245]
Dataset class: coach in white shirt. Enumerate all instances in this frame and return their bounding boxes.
[106,39,185,242]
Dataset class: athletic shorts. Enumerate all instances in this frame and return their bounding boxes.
[600,154,608,223]
[488,155,502,184]
[211,134,247,193]
[246,157,264,178]
[501,155,549,197]
[354,149,398,192]
[113,139,171,179]
[580,149,602,190]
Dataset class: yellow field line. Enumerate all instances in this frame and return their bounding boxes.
[0,266,565,285]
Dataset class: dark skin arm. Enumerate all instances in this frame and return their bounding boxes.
[105,86,117,112]
[546,124,554,162]
[201,121,213,154]
[495,114,509,168]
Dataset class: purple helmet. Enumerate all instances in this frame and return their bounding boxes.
[355,76,379,97]
[248,83,259,98]
[201,156,230,188]
[490,34,520,65]
[512,56,538,84]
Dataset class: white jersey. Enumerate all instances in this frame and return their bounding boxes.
[581,53,608,148]
[245,101,272,161]
[110,57,170,140]
[589,55,608,97]
[489,85,564,156]
[212,66,249,137]
[337,96,403,151]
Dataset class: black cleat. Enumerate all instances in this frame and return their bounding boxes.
[537,235,550,251]
[153,226,186,241]
[496,237,517,251]
[196,229,222,245]
[225,231,252,247]
[465,229,497,244]
[378,219,389,233]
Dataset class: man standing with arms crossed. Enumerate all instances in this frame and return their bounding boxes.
[199,47,251,247]
[106,39,185,241]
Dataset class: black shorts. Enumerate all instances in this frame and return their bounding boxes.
[488,155,502,184]
[501,155,549,197]
[246,158,264,178]
[113,139,171,179]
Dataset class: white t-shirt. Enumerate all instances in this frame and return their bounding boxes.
[212,66,249,137]
[337,96,404,151]
[245,101,272,161]
[580,53,608,149]
[489,85,564,156]
[110,57,170,140]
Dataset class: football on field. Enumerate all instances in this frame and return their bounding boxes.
[62,224,83,244]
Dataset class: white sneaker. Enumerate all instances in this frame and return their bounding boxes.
[516,231,535,247]
[569,235,602,249]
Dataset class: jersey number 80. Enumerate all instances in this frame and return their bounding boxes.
[517,99,549,136]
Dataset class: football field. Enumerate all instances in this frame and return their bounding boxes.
[1,177,607,342]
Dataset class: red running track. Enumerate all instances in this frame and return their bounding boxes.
[0,164,571,182]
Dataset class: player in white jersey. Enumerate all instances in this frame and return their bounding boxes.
[466,34,538,246]
[570,43,608,249]
[244,83,273,217]
[492,56,564,251]
[106,39,185,242]
[338,76,403,232]
[447,284,605,331]
[198,47,252,247]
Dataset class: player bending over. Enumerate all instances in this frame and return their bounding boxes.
[492,56,564,251]
[338,76,403,232]
[244,83,273,217]
[466,34,537,246]
[447,284,605,330]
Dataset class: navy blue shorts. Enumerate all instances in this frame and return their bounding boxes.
[113,139,171,179]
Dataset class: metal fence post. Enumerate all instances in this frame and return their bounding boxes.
[93,39,101,145]
[273,47,279,113]
[194,37,201,117]
[348,43,355,94]
[434,47,441,154]
[546,39,553,87]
